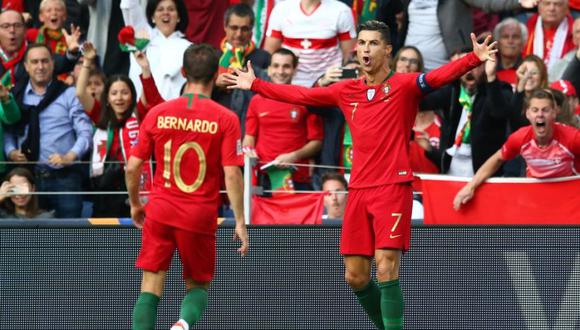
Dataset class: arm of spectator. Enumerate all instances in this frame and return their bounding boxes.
[424,34,495,92]
[120,0,151,34]
[453,149,505,210]
[420,85,452,118]
[63,24,81,55]
[224,165,249,257]
[263,37,282,55]
[485,80,514,119]
[0,86,21,125]
[0,181,15,203]
[126,155,146,228]
[66,90,93,162]
[76,42,97,115]
[242,135,258,158]
[134,50,165,112]
[339,39,355,65]
[273,140,322,168]
[224,61,340,108]
[562,49,580,95]
[463,0,538,12]
[317,66,343,87]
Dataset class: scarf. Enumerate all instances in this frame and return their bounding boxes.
[526,15,570,72]
[219,38,255,75]
[36,26,67,55]
[0,43,26,89]
[446,86,473,157]
[12,79,69,162]
[92,115,153,191]
[352,0,378,25]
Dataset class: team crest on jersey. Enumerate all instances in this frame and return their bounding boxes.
[289,108,299,121]
[366,89,376,101]
[383,84,391,95]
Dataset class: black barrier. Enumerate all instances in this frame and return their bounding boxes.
[1,225,580,329]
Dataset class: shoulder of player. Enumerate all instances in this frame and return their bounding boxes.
[554,122,580,139]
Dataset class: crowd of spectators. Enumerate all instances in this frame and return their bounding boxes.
[0,0,578,219]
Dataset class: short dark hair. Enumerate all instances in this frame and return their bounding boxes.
[272,48,298,68]
[146,0,189,33]
[224,3,255,26]
[24,43,53,62]
[182,44,219,84]
[321,172,348,190]
[357,20,390,44]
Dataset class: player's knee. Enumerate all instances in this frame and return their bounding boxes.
[375,258,399,281]
[185,279,211,291]
[344,269,370,290]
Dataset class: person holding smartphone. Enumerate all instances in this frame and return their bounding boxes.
[0,167,54,219]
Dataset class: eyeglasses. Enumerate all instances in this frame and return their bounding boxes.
[0,22,25,30]
[398,56,419,66]
[227,25,251,33]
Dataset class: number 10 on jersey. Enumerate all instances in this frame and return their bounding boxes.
[163,139,207,193]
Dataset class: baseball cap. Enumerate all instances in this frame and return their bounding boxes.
[549,80,577,97]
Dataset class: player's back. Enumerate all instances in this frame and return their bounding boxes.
[136,94,242,233]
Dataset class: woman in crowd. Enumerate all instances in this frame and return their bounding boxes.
[121,0,191,100]
[512,55,549,129]
[0,167,54,219]
[76,43,162,217]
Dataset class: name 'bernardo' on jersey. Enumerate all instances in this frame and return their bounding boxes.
[157,116,218,134]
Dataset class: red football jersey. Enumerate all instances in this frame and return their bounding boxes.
[252,53,481,188]
[245,95,323,183]
[501,123,580,178]
[131,94,243,234]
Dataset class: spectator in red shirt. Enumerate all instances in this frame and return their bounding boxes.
[523,0,575,72]
[243,48,323,191]
[454,88,580,210]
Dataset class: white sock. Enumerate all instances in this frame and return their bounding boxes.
[170,319,189,330]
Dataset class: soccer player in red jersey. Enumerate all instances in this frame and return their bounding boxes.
[125,44,249,330]
[224,20,498,329]
[454,88,580,210]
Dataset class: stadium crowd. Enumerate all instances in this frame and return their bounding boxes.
[0,0,578,219]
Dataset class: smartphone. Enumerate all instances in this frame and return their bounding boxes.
[340,68,358,79]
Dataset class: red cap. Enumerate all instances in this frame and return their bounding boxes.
[549,80,577,97]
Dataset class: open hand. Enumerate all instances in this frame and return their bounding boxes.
[223,60,256,90]
[63,24,81,53]
[81,42,97,62]
[453,185,475,210]
[472,33,498,62]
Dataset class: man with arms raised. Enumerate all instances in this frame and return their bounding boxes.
[225,20,497,330]
[126,44,249,330]
[454,88,580,210]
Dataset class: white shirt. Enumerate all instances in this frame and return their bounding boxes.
[405,0,448,71]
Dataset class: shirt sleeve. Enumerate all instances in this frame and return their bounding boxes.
[266,3,283,38]
[221,112,244,166]
[251,79,341,108]
[419,52,482,94]
[245,96,259,136]
[68,89,93,158]
[131,112,155,160]
[336,3,357,39]
[306,111,324,141]
[501,129,525,161]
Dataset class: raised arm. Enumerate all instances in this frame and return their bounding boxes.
[453,150,505,210]
[422,34,496,92]
[224,61,340,108]
[76,42,97,115]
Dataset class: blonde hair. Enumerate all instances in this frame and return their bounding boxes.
[39,0,66,12]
